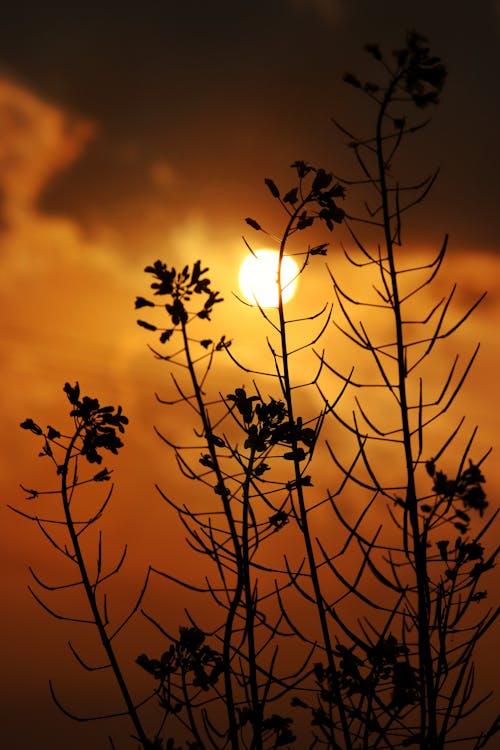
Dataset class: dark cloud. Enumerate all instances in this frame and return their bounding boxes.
[0,1,497,251]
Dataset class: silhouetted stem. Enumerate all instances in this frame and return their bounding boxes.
[376,76,437,748]
[60,427,151,749]
[242,448,263,750]
[180,318,243,749]
[277,204,353,750]
[181,670,205,748]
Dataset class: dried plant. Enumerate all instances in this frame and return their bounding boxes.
[16,32,497,750]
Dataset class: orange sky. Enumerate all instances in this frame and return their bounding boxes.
[1,3,499,748]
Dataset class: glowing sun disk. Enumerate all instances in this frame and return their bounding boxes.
[239,249,298,307]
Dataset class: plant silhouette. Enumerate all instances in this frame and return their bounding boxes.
[15,32,498,750]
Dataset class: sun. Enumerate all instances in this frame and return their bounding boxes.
[239,249,299,308]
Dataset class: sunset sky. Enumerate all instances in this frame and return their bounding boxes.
[1,2,499,748]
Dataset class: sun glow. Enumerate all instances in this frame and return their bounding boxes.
[239,249,299,308]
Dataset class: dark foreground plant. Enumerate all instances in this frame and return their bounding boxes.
[15,32,497,750]
[13,385,155,748]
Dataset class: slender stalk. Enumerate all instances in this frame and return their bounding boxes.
[180,670,205,749]
[60,427,151,749]
[180,318,243,749]
[376,77,437,748]
[276,206,353,750]
[242,447,263,750]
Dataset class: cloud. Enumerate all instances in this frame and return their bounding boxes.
[0,78,138,431]
[0,78,94,223]
[149,159,177,190]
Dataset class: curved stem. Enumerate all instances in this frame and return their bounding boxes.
[276,205,353,750]
[180,319,243,750]
[242,447,263,750]
[376,77,437,748]
[60,427,151,748]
